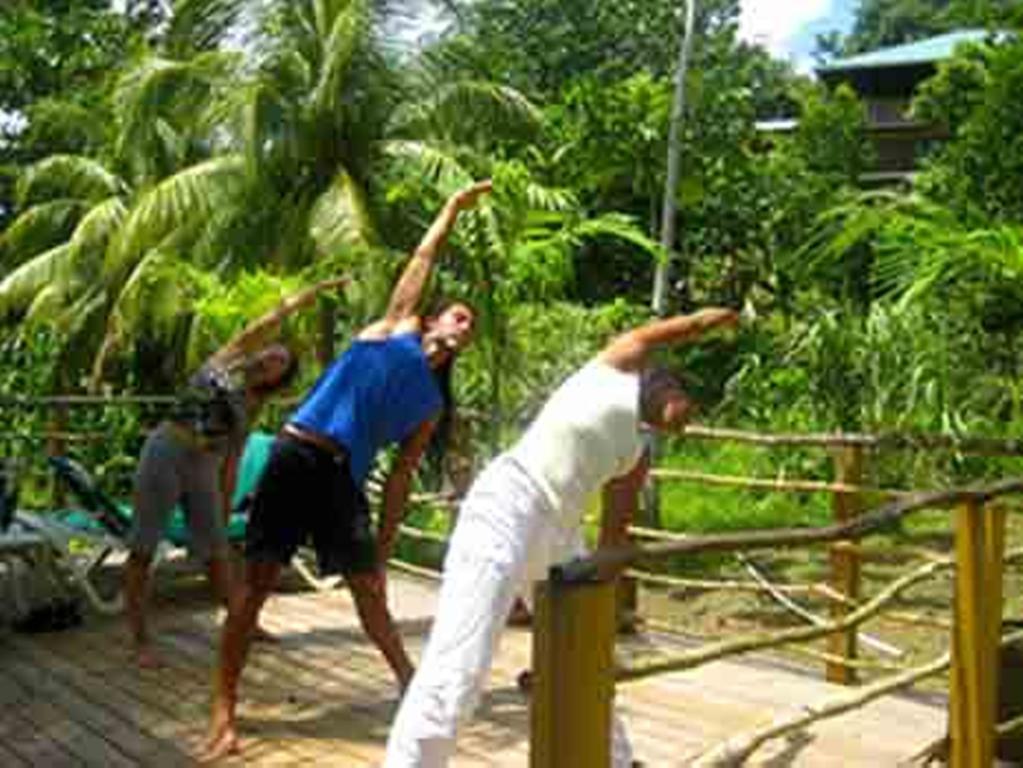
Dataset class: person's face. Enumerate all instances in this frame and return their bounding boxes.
[249,344,292,390]
[425,303,476,363]
[642,378,695,432]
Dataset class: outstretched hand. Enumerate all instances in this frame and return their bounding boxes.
[450,179,493,210]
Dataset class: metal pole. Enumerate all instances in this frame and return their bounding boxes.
[651,0,698,314]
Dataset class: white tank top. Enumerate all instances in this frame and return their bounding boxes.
[509,359,643,527]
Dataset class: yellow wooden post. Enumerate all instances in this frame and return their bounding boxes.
[531,577,616,768]
[950,499,1005,768]
[983,503,1006,758]
[827,445,864,684]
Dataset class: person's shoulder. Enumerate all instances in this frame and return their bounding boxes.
[356,316,422,342]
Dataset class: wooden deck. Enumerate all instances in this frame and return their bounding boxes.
[0,570,946,766]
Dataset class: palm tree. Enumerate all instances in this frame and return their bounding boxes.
[2,0,658,412]
[0,0,540,383]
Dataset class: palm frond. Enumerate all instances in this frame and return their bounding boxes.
[93,249,195,382]
[570,213,662,257]
[107,155,246,278]
[114,53,239,175]
[69,197,130,254]
[391,80,541,146]
[23,284,66,325]
[381,140,476,196]
[0,244,75,318]
[523,182,576,213]
[310,0,371,116]
[309,168,378,254]
[1,200,85,264]
[16,156,126,207]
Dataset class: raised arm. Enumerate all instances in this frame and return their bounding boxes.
[207,277,347,368]
[381,180,492,324]
[598,307,739,372]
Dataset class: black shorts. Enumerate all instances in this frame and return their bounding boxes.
[245,435,377,576]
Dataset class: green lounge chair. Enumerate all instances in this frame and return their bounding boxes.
[19,431,337,614]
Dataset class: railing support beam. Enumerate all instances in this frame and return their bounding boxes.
[827,445,864,684]
[531,578,616,768]
[950,499,1006,768]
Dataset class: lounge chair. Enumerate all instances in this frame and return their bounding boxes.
[17,431,338,614]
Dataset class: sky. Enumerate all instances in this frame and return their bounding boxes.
[738,0,856,70]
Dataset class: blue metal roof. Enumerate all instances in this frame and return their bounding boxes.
[818,29,1005,73]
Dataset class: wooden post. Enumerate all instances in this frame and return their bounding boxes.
[46,401,68,508]
[617,575,640,635]
[950,499,1006,768]
[531,578,616,768]
[827,445,864,684]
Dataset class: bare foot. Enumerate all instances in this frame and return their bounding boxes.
[516,670,533,694]
[134,644,162,669]
[507,599,533,628]
[199,720,240,763]
[250,625,277,643]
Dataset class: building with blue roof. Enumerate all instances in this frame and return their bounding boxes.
[817,29,1008,184]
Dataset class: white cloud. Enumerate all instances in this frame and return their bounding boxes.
[738,0,833,59]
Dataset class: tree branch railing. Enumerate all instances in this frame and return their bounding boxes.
[552,479,1023,583]
[679,424,1023,457]
[5,400,1020,766]
[531,479,1021,768]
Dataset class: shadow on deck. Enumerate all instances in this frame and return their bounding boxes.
[0,571,946,766]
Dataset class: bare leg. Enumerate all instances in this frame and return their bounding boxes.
[125,551,159,668]
[347,570,414,690]
[200,559,281,762]
[207,555,276,642]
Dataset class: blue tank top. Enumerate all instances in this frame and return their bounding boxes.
[290,332,442,487]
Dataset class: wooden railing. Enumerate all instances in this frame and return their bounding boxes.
[531,477,1022,768]
[5,397,1023,766]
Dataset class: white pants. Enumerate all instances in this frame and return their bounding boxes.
[384,455,633,767]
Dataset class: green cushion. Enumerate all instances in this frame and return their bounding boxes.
[55,431,274,547]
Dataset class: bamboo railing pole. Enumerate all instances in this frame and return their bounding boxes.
[531,578,616,768]
[827,445,864,685]
[650,467,910,497]
[949,498,1003,768]
[554,478,1023,583]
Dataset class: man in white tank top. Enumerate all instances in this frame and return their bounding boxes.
[384,308,739,767]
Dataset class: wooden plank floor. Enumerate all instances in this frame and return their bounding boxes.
[0,571,945,766]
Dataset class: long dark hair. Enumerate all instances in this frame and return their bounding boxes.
[427,355,456,478]
[248,344,301,398]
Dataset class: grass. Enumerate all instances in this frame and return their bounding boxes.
[656,439,833,533]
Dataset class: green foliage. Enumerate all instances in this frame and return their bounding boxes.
[792,84,873,184]
[914,37,1023,223]
[836,0,1019,56]
[0,1,145,227]
[3,0,1023,544]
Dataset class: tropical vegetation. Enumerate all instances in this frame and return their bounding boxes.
[2,0,1022,533]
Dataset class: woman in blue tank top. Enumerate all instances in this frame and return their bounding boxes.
[203,180,492,761]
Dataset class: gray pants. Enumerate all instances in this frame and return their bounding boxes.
[129,424,228,561]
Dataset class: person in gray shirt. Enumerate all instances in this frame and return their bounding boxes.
[126,278,345,668]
